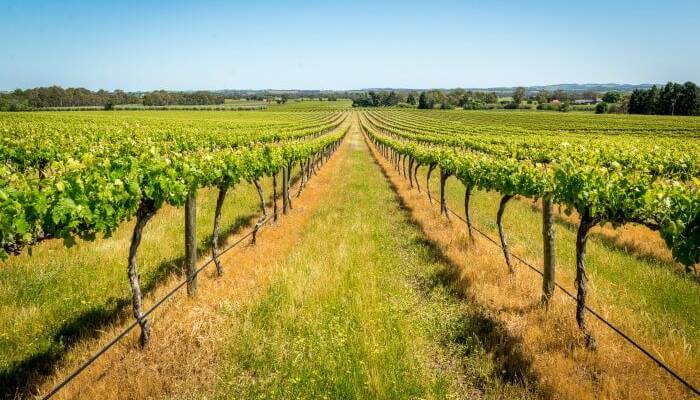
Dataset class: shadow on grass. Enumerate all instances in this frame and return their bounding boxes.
[366,138,541,394]
[0,213,256,400]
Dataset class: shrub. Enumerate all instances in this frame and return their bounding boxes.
[536,102,560,111]
[607,103,626,114]
[595,102,608,114]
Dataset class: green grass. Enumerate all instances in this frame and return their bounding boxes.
[209,134,534,399]
[0,180,272,391]
[417,168,700,355]
[267,99,353,111]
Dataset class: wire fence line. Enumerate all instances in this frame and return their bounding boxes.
[369,137,699,397]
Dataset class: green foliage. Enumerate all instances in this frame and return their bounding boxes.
[512,87,527,105]
[0,86,139,109]
[629,81,700,115]
[602,91,622,103]
[362,110,700,267]
[406,92,417,105]
[351,91,400,108]
[142,90,224,106]
[595,102,608,114]
[418,92,432,109]
[0,111,349,258]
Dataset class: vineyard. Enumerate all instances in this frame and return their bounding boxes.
[0,109,699,399]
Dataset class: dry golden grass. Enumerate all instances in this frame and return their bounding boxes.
[365,136,698,400]
[34,130,353,400]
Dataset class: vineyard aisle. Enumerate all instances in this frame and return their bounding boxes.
[203,121,533,399]
[38,117,532,399]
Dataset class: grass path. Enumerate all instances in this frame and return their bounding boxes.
[208,127,533,399]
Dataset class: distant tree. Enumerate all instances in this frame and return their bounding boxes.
[645,86,659,114]
[536,90,550,104]
[628,89,643,114]
[406,92,417,105]
[382,91,400,106]
[602,91,622,103]
[103,101,114,111]
[351,94,373,107]
[418,92,432,109]
[512,87,526,105]
[552,90,568,102]
[426,90,445,108]
[581,90,599,101]
[351,91,399,107]
[447,88,466,106]
[485,91,498,103]
[676,82,700,116]
[595,102,608,114]
[657,82,684,115]
[367,91,380,107]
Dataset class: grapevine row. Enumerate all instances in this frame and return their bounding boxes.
[361,111,698,346]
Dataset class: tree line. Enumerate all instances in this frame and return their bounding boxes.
[0,87,139,111]
[0,86,225,111]
[141,90,224,106]
[627,82,699,116]
[351,89,499,109]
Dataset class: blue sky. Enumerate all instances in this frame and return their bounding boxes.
[1,0,699,90]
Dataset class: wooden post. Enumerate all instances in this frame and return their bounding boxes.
[286,162,293,210]
[282,166,289,214]
[185,191,197,297]
[541,195,556,305]
[272,173,279,221]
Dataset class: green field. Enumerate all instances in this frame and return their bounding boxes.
[267,99,353,111]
